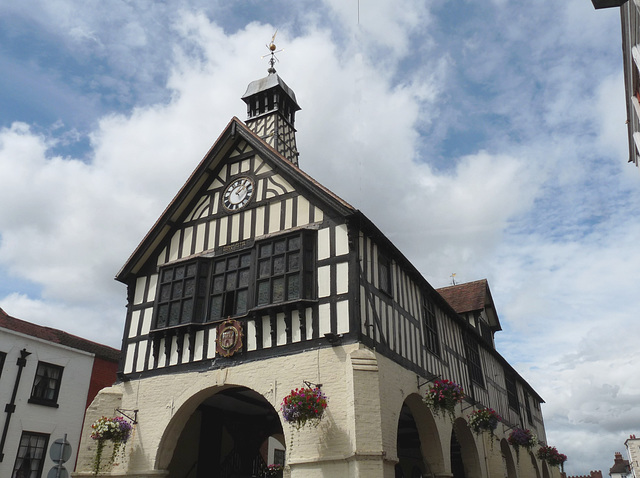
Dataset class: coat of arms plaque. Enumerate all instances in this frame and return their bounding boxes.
[216,319,243,357]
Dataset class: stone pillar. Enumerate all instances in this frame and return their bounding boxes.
[72,387,123,476]
[347,346,392,477]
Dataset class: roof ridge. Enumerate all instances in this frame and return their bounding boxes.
[436,278,487,291]
[0,308,120,361]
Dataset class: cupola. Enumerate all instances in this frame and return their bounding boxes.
[241,37,301,165]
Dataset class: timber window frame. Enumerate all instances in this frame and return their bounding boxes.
[421,298,440,356]
[524,391,533,424]
[255,232,315,308]
[151,230,316,331]
[464,333,484,387]
[12,431,49,478]
[505,371,520,411]
[154,259,209,329]
[209,251,252,321]
[28,362,63,407]
[378,254,392,296]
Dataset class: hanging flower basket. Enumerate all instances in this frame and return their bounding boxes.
[90,416,133,475]
[537,445,567,472]
[424,379,464,420]
[281,387,328,429]
[468,408,501,439]
[265,463,284,477]
[508,428,537,460]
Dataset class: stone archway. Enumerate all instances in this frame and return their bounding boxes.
[529,451,542,478]
[158,385,284,478]
[451,418,482,478]
[541,460,551,478]
[500,438,517,478]
[395,393,445,477]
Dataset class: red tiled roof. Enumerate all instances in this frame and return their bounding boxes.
[436,279,488,314]
[0,307,120,362]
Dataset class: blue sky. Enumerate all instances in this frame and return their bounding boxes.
[0,0,638,473]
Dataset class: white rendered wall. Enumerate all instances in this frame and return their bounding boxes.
[0,328,95,477]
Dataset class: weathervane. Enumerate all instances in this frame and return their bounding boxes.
[262,30,283,73]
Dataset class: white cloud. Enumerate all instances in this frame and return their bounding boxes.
[0,1,639,474]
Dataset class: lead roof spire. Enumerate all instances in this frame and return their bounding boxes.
[241,31,301,165]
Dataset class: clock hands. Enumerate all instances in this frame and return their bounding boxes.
[223,177,254,210]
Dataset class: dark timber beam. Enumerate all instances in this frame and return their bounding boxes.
[0,348,31,462]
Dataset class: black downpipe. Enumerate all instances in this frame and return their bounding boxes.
[0,348,31,462]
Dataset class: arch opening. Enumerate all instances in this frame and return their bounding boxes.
[500,438,517,478]
[451,418,482,478]
[166,386,284,478]
[450,429,466,478]
[396,403,430,478]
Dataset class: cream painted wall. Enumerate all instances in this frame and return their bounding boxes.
[73,344,561,478]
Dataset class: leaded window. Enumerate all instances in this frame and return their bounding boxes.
[524,392,533,424]
[256,234,313,307]
[29,362,63,406]
[155,260,209,329]
[464,334,484,387]
[209,252,252,321]
[421,298,440,356]
[12,432,49,478]
[506,371,519,411]
[479,320,492,345]
[378,255,392,296]
[152,231,316,330]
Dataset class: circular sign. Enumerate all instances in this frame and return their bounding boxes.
[49,438,72,463]
[47,464,69,478]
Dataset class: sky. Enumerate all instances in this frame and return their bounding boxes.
[0,0,637,474]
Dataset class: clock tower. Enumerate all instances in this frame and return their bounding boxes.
[241,42,301,165]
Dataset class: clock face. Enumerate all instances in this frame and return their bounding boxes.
[222,176,254,211]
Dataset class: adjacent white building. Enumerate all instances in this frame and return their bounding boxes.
[0,308,119,478]
[625,435,640,478]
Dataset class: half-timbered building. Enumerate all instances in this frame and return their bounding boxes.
[73,65,560,478]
